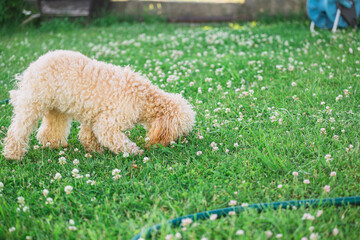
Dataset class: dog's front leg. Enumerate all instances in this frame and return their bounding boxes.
[78,124,103,153]
[92,119,142,156]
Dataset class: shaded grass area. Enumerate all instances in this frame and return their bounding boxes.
[0,20,359,239]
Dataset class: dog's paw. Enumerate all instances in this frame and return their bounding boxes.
[3,141,26,161]
[126,142,142,155]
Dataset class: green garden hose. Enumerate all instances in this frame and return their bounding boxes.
[132,196,360,240]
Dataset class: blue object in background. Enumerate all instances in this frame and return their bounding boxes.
[307,0,334,29]
[307,0,360,29]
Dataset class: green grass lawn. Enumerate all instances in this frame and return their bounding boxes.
[0,20,359,240]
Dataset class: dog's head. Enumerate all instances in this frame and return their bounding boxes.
[147,93,196,147]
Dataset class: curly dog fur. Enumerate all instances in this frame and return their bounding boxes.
[3,50,196,160]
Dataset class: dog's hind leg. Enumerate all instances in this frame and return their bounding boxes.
[78,124,103,153]
[4,101,43,160]
[36,110,72,149]
[92,116,142,155]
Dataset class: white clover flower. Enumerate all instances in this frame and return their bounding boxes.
[45,198,54,205]
[64,186,73,195]
[54,172,62,180]
[68,226,77,231]
[22,9,32,16]
[333,228,339,236]
[291,82,297,87]
[292,171,299,176]
[330,171,336,177]
[22,206,29,212]
[181,218,193,226]
[309,233,319,240]
[196,151,202,156]
[303,179,310,184]
[175,232,182,239]
[17,196,25,205]
[265,230,273,238]
[9,227,15,232]
[112,169,121,180]
[165,234,173,240]
[323,185,331,193]
[143,157,150,163]
[209,214,218,220]
[277,184,283,189]
[112,169,121,175]
[336,94,343,101]
[69,219,75,225]
[236,229,244,235]
[325,154,332,162]
[316,210,323,217]
[346,144,354,152]
[122,152,130,158]
[43,189,49,197]
[229,200,237,206]
[73,159,80,165]
[302,213,315,220]
[58,151,65,156]
[276,234,283,238]
[86,180,96,185]
[320,128,326,134]
[71,168,79,177]
[58,157,67,165]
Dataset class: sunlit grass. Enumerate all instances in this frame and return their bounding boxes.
[0,20,359,239]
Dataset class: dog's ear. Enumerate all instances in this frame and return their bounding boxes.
[147,115,177,147]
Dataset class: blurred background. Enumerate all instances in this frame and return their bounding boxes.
[1,0,307,26]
